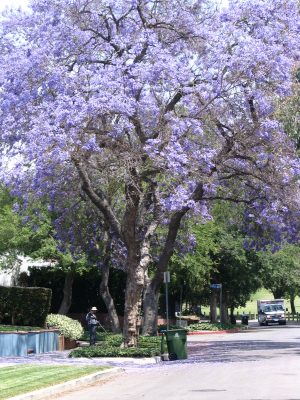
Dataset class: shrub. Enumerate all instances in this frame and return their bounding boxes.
[186,322,238,331]
[68,333,161,358]
[46,314,84,340]
[69,346,160,358]
[0,286,51,326]
[138,336,161,347]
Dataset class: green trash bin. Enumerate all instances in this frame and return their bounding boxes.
[165,329,187,360]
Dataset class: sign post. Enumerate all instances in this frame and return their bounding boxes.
[164,271,170,330]
[210,283,222,322]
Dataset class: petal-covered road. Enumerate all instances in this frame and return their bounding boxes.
[2,324,300,399]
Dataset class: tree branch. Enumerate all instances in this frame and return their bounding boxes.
[72,158,122,238]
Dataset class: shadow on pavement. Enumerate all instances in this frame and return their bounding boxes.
[185,338,300,365]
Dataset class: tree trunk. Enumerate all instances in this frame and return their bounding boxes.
[229,306,236,324]
[272,289,284,299]
[220,298,228,324]
[290,291,296,314]
[123,263,145,347]
[141,184,205,336]
[210,291,217,323]
[58,271,75,315]
[99,261,121,333]
[142,277,160,335]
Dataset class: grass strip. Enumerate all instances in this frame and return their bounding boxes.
[0,364,109,399]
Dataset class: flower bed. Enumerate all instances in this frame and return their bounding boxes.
[69,333,161,358]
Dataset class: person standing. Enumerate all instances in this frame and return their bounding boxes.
[86,306,99,345]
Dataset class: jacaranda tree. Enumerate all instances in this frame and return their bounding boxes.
[0,0,299,344]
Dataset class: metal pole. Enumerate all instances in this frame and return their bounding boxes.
[166,279,169,330]
[179,285,182,326]
[220,284,222,323]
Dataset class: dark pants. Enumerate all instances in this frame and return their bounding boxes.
[88,324,97,345]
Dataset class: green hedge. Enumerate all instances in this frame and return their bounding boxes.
[186,322,238,331]
[0,286,52,327]
[69,334,161,358]
[69,346,160,358]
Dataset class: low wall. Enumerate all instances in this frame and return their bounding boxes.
[0,330,59,357]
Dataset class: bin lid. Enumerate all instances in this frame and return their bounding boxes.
[165,329,187,338]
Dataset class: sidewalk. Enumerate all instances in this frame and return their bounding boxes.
[0,349,159,369]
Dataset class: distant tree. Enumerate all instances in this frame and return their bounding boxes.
[167,222,217,318]
[0,189,52,270]
[259,244,300,313]
[210,226,262,323]
[0,0,299,344]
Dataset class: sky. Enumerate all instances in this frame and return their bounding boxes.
[0,0,229,12]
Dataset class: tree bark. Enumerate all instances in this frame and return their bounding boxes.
[123,263,145,347]
[220,298,228,324]
[99,260,121,333]
[58,270,75,315]
[142,276,160,335]
[210,290,218,323]
[290,291,296,314]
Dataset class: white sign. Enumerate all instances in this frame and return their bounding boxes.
[163,271,170,283]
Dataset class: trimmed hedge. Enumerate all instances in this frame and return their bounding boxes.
[69,333,161,358]
[186,322,238,331]
[0,285,52,327]
[69,345,160,358]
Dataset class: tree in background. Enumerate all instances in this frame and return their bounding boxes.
[168,204,263,325]
[167,222,217,320]
[0,189,53,276]
[259,244,300,313]
[210,225,262,323]
[0,0,299,344]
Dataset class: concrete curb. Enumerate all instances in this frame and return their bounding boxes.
[187,329,242,335]
[8,367,124,400]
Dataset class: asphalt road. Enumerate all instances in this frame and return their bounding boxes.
[54,323,300,400]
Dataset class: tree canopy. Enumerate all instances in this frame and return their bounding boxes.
[0,0,299,344]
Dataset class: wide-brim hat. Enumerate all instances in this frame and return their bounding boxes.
[91,306,98,311]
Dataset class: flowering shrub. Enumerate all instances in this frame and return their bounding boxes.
[46,314,84,340]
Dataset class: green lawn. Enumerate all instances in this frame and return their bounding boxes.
[0,365,109,399]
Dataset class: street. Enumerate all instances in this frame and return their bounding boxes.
[53,323,300,400]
